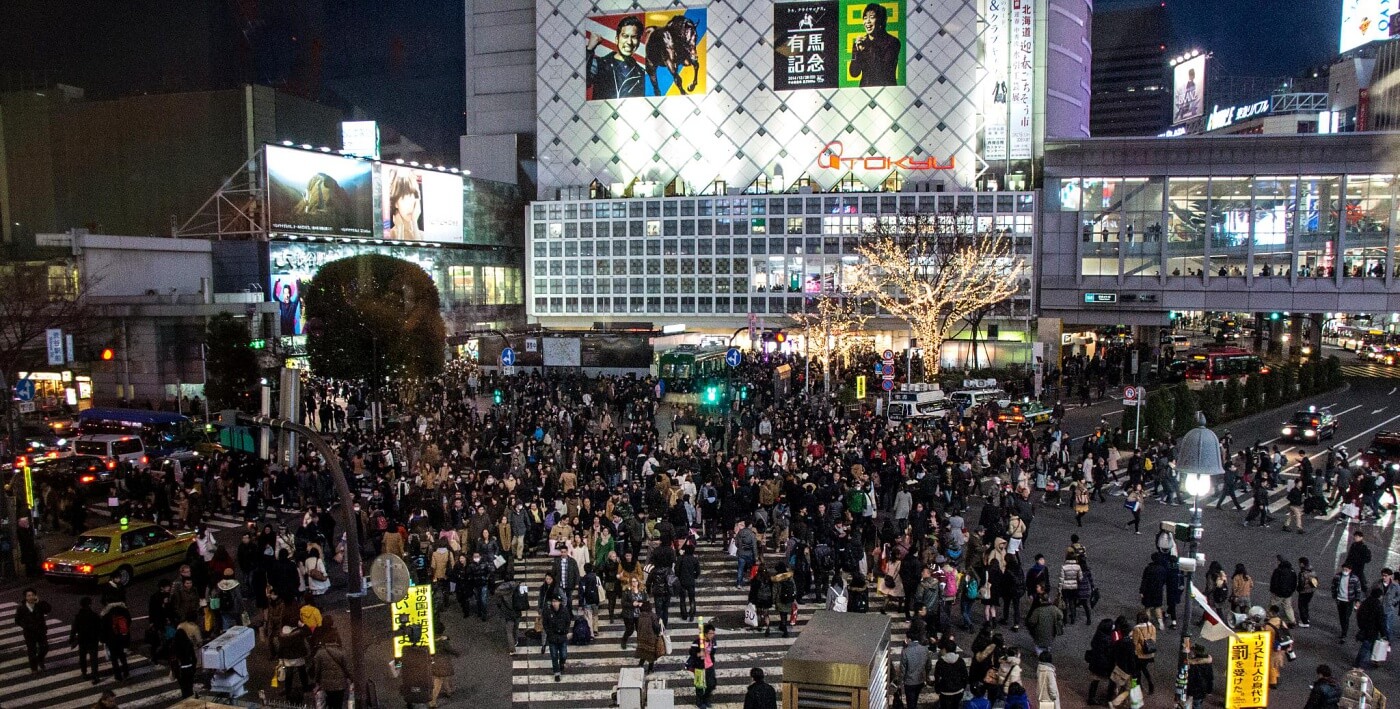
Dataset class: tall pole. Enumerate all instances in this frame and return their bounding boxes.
[233,412,367,692]
[1176,498,1203,707]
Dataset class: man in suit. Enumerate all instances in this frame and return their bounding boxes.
[14,588,52,673]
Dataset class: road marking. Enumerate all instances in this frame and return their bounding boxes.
[1374,407,1388,415]
[1389,387,1396,395]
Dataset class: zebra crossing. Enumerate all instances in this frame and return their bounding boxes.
[0,601,182,709]
[1340,363,1400,379]
[86,503,302,531]
[510,541,911,709]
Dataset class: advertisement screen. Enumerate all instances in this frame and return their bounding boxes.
[267,145,374,237]
[774,1,905,90]
[1172,55,1206,125]
[269,240,442,337]
[585,9,708,100]
[1340,0,1395,53]
[378,165,464,243]
[981,0,1009,159]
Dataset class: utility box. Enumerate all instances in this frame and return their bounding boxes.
[781,611,891,709]
[200,626,255,672]
[617,667,646,709]
[647,678,674,709]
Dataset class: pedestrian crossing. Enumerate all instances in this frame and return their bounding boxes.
[1340,363,1400,379]
[86,504,301,531]
[0,600,182,709]
[509,541,912,709]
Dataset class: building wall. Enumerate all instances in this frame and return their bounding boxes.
[76,234,213,298]
[1041,0,1093,142]
[461,0,537,185]
[1088,5,1170,137]
[1041,132,1400,325]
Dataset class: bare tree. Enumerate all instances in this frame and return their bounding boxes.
[789,294,870,393]
[0,261,96,443]
[848,212,1025,379]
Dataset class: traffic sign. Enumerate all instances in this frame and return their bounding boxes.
[370,553,411,605]
[725,347,743,368]
[882,349,895,362]
[881,363,895,376]
[881,379,895,392]
[14,379,34,402]
[500,347,516,367]
[1122,386,1137,402]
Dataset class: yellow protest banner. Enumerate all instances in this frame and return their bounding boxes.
[391,584,437,658]
[1225,631,1270,709]
[856,376,866,399]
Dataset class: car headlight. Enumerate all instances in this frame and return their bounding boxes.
[1282,427,1293,435]
[1304,429,1317,437]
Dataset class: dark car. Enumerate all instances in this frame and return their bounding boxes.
[1361,432,1400,474]
[1280,406,1337,442]
[28,455,116,498]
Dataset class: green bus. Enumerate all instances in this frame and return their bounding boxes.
[657,346,730,394]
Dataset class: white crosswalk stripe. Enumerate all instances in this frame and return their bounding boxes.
[86,504,301,531]
[0,601,182,709]
[509,541,913,709]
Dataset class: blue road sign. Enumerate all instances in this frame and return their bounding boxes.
[14,379,34,402]
[725,347,742,368]
[881,379,895,392]
[881,363,895,376]
[500,347,516,367]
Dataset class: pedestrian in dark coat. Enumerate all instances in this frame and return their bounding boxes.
[70,597,104,682]
[1186,644,1214,708]
[14,587,52,672]
[743,667,778,709]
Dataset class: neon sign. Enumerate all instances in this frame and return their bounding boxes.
[817,141,955,171]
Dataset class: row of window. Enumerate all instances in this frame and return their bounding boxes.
[532,215,1036,240]
[532,194,1036,221]
[531,295,1031,316]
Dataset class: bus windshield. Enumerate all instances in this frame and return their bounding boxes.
[77,408,201,454]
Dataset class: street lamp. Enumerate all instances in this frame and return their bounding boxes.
[1172,412,1224,707]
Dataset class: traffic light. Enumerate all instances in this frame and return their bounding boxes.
[492,389,503,405]
[1269,312,1281,321]
[703,385,720,404]
[1168,311,1179,321]
[739,385,749,401]
[100,348,114,361]
[773,330,786,344]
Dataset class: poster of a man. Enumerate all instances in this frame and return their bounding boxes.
[276,282,304,336]
[586,16,647,100]
[1172,55,1206,124]
[848,3,900,87]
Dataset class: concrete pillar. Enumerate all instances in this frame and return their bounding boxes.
[1310,313,1325,358]
[1289,315,1304,359]
[1253,313,1266,353]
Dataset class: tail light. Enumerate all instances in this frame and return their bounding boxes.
[106,460,116,470]
[42,561,55,572]
[77,564,93,574]
[141,456,148,466]
[79,475,97,484]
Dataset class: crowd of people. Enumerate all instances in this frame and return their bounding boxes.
[9,352,1399,709]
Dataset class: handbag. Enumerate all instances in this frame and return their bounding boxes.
[831,589,849,612]
[979,580,992,601]
[1007,538,1023,555]
[789,602,799,626]
[727,539,738,557]
[1342,502,1361,519]
[494,554,507,569]
[1128,680,1145,709]
[744,603,759,628]
[660,630,672,656]
[1374,639,1391,662]
[308,559,328,582]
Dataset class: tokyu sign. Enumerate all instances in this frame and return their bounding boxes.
[817,141,955,172]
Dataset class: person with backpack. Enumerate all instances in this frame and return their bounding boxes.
[748,561,775,635]
[646,561,673,627]
[70,597,104,684]
[677,544,701,621]
[209,568,246,635]
[310,628,350,709]
[770,562,797,638]
[173,611,203,698]
[811,541,836,603]
[101,600,133,682]
[579,562,602,634]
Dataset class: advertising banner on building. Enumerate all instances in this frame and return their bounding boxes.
[1341,0,1395,52]
[266,145,374,237]
[982,0,1009,160]
[1007,0,1034,160]
[584,8,708,100]
[774,1,905,90]
[268,240,442,337]
[1173,55,1206,125]
[378,165,465,243]
[774,2,841,90]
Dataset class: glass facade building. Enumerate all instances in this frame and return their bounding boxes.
[526,192,1037,320]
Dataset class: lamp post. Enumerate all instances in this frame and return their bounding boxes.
[1172,411,1224,708]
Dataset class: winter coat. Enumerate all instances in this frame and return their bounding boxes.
[1139,562,1169,608]
[1268,564,1298,598]
[1186,654,1214,698]
[311,642,351,692]
[70,606,103,648]
[1058,561,1082,591]
[933,652,969,695]
[736,527,759,559]
[635,609,664,663]
[542,604,573,645]
[1036,662,1060,709]
[900,640,931,685]
[1026,602,1064,649]
[1086,624,1116,677]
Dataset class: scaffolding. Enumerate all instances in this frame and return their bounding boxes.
[173,152,266,241]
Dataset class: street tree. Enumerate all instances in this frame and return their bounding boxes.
[202,313,259,411]
[303,254,446,382]
[848,212,1025,379]
[0,262,94,441]
[788,294,870,392]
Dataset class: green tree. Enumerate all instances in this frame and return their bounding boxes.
[202,313,259,411]
[1197,383,1222,425]
[1325,355,1344,388]
[1297,361,1315,397]
[1143,388,1174,443]
[1261,370,1283,408]
[304,255,446,381]
[1279,363,1299,403]
[1242,372,1263,411]
[1223,376,1244,418]
[1172,384,1199,437]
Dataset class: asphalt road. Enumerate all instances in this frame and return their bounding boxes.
[4,371,1399,709]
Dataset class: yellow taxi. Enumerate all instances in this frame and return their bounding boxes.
[43,520,196,585]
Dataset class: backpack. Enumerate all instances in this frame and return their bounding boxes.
[512,588,530,613]
[847,489,867,515]
[110,613,130,639]
[813,544,835,573]
[569,616,593,645]
[375,513,389,532]
[965,576,981,600]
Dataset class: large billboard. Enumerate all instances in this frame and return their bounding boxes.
[1340,0,1395,53]
[378,165,465,243]
[269,240,443,336]
[584,9,709,100]
[267,145,374,237]
[774,1,906,90]
[1007,0,1033,160]
[981,0,1009,160]
[1172,55,1206,125]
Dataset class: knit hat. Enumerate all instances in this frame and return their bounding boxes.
[300,604,323,630]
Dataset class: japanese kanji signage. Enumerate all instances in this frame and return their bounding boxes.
[982,0,1009,160]
[774,1,906,90]
[1007,0,1034,160]
[1225,631,1270,709]
[391,584,437,658]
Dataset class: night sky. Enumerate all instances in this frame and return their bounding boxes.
[1098,0,1342,77]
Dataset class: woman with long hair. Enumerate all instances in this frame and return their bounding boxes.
[385,170,422,241]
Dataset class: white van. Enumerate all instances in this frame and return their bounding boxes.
[73,434,148,470]
[948,388,1012,411]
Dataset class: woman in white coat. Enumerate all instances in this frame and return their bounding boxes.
[1036,650,1061,709]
